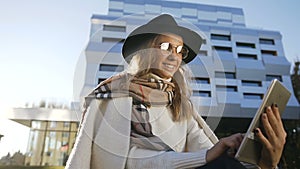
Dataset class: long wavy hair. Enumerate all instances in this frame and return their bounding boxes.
[126,34,194,121]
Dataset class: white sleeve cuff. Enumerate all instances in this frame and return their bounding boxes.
[169,148,209,169]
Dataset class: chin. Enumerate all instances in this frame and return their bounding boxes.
[152,69,174,79]
[162,73,174,79]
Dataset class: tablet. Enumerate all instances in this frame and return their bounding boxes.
[235,79,291,165]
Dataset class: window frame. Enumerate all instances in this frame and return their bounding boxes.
[211,33,231,41]
[103,25,126,32]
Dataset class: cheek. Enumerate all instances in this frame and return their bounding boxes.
[177,59,182,66]
[150,59,159,69]
[151,56,164,69]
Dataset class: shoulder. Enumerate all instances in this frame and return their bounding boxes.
[86,96,133,107]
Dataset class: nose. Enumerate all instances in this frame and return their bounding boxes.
[172,46,184,58]
[167,52,181,61]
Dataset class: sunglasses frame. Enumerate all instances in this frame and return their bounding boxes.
[156,42,189,59]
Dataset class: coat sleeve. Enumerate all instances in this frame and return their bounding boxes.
[65,99,101,169]
[186,116,215,152]
[189,111,259,169]
[185,108,218,153]
[65,97,132,169]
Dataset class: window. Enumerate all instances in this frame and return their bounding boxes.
[103,25,126,32]
[211,34,231,41]
[102,37,125,43]
[241,80,262,87]
[63,122,70,128]
[214,46,232,52]
[259,38,275,45]
[32,121,41,129]
[182,15,198,20]
[99,64,124,72]
[266,75,282,82]
[238,53,257,60]
[98,78,107,84]
[236,42,255,48]
[198,50,207,56]
[243,93,263,99]
[216,85,237,92]
[192,77,210,84]
[193,91,211,97]
[62,132,69,138]
[49,122,57,128]
[215,72,236,79]
[261,50,277,56]
[46,151,52,157]
[49,131,56,138]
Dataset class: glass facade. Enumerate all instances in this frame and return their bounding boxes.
[25,121,78,166]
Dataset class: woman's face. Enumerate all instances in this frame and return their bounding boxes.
[150,33,183,79]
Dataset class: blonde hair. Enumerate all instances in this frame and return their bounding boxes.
[126,35,194,121]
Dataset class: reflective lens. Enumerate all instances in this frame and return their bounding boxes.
[158,42,189,59]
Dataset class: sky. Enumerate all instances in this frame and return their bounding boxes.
[0,0,299,157]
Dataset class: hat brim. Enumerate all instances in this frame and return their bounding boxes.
[122,19,202,64]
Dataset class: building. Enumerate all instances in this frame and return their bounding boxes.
[73,0,299,132]
[7,102,80,166]
[291,61,300,103]
[8,0,300,166]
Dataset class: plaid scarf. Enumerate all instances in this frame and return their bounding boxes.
[83,72,175,151]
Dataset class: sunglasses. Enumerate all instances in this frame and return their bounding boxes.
[156,42,189,59]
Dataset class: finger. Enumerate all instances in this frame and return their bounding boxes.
[234,133,244,148]
[272,103,281,121]
[272,104,285,130]
[265,106,280,135]
[237,133,243,144]
[226,137,241,149]
[270,104,286,138]
[227,139,239,149]
[241,133,246,138]
[223,133,244,149]
[225,142,241,158]
[231,133,243,147]
[254,128,272,149]
[272,103,287,142]
[261,113,276,141]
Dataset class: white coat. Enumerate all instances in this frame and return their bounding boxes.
[65,97,221,169]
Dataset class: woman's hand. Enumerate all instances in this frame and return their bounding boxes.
[206,133,243,163]
[255,104,287,169]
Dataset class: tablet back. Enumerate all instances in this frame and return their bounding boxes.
[235,79,291,164]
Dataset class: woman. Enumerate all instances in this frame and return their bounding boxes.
[66,14,286,169]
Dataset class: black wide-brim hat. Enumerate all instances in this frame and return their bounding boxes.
[122,14,202,64]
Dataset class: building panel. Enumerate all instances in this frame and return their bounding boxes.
[76,0,300,119]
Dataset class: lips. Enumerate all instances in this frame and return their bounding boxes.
[163,63,176,71]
